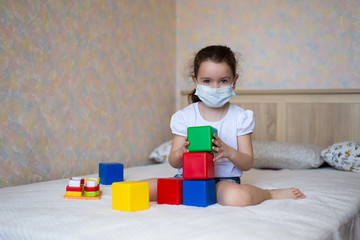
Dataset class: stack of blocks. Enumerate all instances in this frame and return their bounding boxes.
[64,177,101,199]
[83,178,100,197]
[65,177,85,197]
[99,162,149,212]
[157,126,217,207]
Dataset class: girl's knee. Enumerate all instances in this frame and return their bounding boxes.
[216,183,253,207]
[142,178,158,201]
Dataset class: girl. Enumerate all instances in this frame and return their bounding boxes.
[149,45,305,206]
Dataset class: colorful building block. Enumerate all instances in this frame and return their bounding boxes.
[68,177,84,187]
[99,163,124,185]
[83,178,100,197]
[84,185,100,192]
[112,181,149,212]
[65,177,84,197]
[84,191,100,197]
[65,191,83,197]
[66,185,82,192]
[86,177,100,185]
[157,178,184,205]
[86,178,99,187]
[183,179,216,207]
[64,177,102,200]
[183,152,214,180]
[187,126,218,152]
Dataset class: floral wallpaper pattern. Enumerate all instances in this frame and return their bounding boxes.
[0,0,175,187]
[176,0,360,95]
[1,0,359,187]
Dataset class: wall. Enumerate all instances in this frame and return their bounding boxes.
[0,0,175,187]
[1,0,359,187]
[176,0,360,105]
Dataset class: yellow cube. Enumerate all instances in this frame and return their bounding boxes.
[112,181,149,212]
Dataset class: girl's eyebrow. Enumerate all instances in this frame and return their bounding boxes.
[199,76,231,80]
[218,76,232,80]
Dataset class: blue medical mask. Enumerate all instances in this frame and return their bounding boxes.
[195,83,236,108]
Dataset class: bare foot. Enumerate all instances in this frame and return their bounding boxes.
[268,188,306,200]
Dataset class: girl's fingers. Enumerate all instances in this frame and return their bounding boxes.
[212,139,221,147]
[213,134,224,144]
[213,153,224,161]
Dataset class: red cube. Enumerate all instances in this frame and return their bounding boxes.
[157,178,184,205]
[183,152,214,180]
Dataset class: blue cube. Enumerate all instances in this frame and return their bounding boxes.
[183,179,216,207]
[99,163,124,185]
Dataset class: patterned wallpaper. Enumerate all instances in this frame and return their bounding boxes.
[0,0,175,187]
[176,0,360,96]
[1,0,359,187]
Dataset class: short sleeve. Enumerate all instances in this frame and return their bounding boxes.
[236,110,255,136]
[170,110,187,137]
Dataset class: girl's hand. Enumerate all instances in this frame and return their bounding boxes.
[169,135,189,168]
[180,137,190,155]
[212,134,235,161]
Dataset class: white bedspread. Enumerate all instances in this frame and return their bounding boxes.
[0,163,359,240]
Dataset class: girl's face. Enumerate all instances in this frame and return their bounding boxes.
[194,60,238,89]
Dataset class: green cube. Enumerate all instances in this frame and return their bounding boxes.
[187,126,218,152]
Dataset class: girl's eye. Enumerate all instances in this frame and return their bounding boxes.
[221,79,229,84]
[203,80,210,84]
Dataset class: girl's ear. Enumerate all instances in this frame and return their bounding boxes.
[233,74,239,89]
[191,75,197,85]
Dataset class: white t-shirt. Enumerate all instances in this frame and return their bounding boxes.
[170,102,255,177]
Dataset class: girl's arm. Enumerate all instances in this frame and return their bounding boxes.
[168,135,189,169]
[212,133,254,171]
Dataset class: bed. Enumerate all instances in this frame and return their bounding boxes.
[0,89,359,240]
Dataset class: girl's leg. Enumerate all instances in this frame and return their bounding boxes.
[216,181,305,207]
[142,178,158,201]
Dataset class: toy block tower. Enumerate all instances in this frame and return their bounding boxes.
[83,178,100,197]
[182,126,217,207]
[65,177,84,197]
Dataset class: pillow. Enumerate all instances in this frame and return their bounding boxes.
[149,140,172,163]
[149,140,324,169]
[252,141,324,169]
[321,142,360,173]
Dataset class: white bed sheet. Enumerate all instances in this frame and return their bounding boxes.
[0,163,359,240]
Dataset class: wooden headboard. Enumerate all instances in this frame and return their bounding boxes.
[180,89,360,148]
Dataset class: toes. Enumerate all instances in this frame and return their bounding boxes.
[291,188,306,199]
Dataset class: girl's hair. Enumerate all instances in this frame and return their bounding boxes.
[187,45,239,104]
